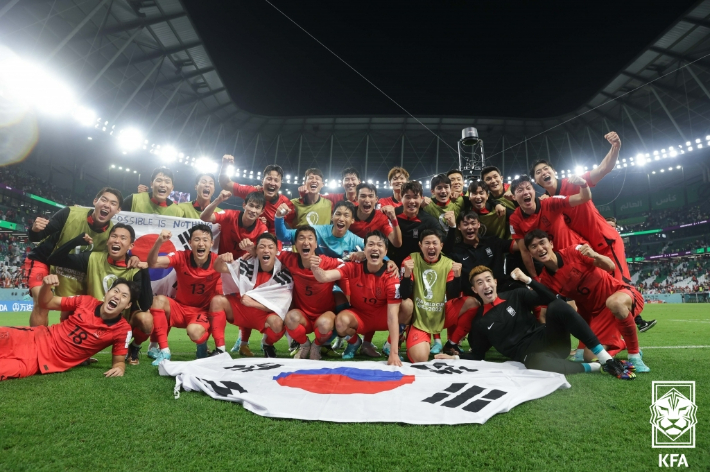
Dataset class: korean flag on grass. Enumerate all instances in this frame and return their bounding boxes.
[159,355,571,425]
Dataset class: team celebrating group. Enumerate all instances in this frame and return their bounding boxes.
[0,130,653,381]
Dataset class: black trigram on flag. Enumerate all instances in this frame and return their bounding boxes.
[273,268,293,286]
[200,378,247,396]
[239,259,255,279]
[176,231,192,251]
[423,383,507,413]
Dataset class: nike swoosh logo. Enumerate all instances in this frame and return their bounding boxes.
[488,323,494,330]
[463,256,469,260]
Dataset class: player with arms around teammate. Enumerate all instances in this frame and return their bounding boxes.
[388,181,440,267]
[524,229,650,372]
[0,275,137,380]
[399,230,478,363]
[436,266,635,379]
[122,167,184,216]
[209,233,292,358]
[299,166,361,205]
[26,187,123,326]
[146,225,228,364]
[45,223,154,365]
[311,231,405,365]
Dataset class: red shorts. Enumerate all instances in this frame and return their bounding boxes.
[0,327,40,380]
[599,239,631,283]
[226,294,273,333]
[167,298,210,331]
[584,288,643,354]
[23,258,49,290]
[405,301,462,354]
[344,306,390,334]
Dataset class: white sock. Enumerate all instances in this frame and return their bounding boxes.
[216,345,225,352]
[596,349,612,364]
[583,363,601,373]
[628,352,641,359]
[160,347,171,354]
[149,342,159,350]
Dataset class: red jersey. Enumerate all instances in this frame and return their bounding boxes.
[231,182,295,233]
[278,252,342,317]
[214,209,268,258]
[34,296,132,374]
[538,246,630,317]
[338,262,400,314]
[509,196,585,250]
[167,250,220,308]
[378,195,402,208]
[349,210,394,238]
[548,173,620,251]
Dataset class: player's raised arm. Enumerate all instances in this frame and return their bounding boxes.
[200,190,232,223]
[103,355,126,377]
[381,205,403,248]
[587,132,621,186]
[148,230,172,269]
[218,154,236,191]
[213,252,234,273]
[38,275,63,310]
[567,175,592,207]
[578,244,615,272]
[28,207,70,242]
[516,239,538,278]
[310,254,342,283]
[274,205,297,243]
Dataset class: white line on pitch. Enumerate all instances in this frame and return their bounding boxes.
[641,345,710,349]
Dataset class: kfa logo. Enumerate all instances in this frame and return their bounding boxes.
[506,306,516,317]
[651,381,697,449]
[658,454,688,468]
[422,382,507,413]
[540,216,551,228]
[485,247,493,257]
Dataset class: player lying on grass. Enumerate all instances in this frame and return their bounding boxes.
[436,266,636,380]
[209,233,292,358]
[399,229,479,363]
[0,275,137,380]
[311,230,404,365]
[45,223,154,365]
[146,225,228,365]
[524,229,650,372]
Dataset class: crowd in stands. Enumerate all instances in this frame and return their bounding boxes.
[620,203,710,232]
[632,258,710,294]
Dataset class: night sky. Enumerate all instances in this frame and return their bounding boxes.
[182,1,698,118]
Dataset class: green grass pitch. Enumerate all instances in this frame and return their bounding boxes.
[1,304,708,471]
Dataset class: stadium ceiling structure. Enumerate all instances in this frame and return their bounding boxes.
[3,0,710,184]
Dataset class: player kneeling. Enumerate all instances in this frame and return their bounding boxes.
[0,275,136,380]
[209,233,293,357]
[436,266,635,379]
[311,230,405,366]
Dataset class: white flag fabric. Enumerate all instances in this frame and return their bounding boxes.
[159,354,570,424]
[227,257,293,319]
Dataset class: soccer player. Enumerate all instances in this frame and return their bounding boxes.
[299,167,360,205]
[201,190,267,259]
[209,233,292,357]
[177,173,223,218]
[349,183,402,248]
[509,174,590,277]
[399,229,478,363]
[45,224,153,365]
[531,132,630,282]
[311,230,404,365]
[0,275,136,381]
[218,155,295,233]
[481,166,515,210]
[524,229,650,372]
[290,168,333,227]
[447,169,466,200]
[275,225,344,360]
[435,266,635,379]
[423,174,465,231]
[466,180,511,239]
[122,167,183,216]
[146,225,228,364]
[389,181,440,267]
[26,187,123,326]
[378,166,409,208]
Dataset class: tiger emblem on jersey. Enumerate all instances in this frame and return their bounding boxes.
[650,388,697,441]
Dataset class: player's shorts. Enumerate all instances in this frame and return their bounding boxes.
[0,327,41,379]
[22,258,49,290]
[167,298,210,331]
[292,305,336,323]
[343,307,389,334]
[226,294,274,333]
[583,288,643,354]
[600,237,631,283]
[405,302,461,357]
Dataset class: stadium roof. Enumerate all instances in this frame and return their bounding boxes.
[3,0,710,183]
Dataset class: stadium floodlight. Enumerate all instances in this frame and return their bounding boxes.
[698,144,704,149]
[195,157,218,173]
[117,128,143,152]
[328,181,337,189]
[1,56,76,116]
[73,107,96,127]
[159,145,178,161]
[574,166,583,175]
[695,138,701,143]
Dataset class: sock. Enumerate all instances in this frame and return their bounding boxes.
[582,363,601,373]
[314,330,332,346]
[634,314,644,326]
[241,328,252,343]
[616,315,640,354]
[287,324,307,344]
[208,311,227,349]
[148,341,159,350]
[194,330,210,345]
[264,327,286,345]
[132,328,150,346]
[334,302,350,313]
[150,309,170,350]
[446,326,455,340]
[590,344,612,364]
[433,333,441,341]
[448,308,477,344]
[363,332,375,343]
[574,348,584,359]
[160,347,171,354]
[347,334,361,345]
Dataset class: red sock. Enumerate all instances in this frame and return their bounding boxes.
[448,308,477,344]
[616,314,639,354]
[132,328,151,345]
[363,331,374,343]
[195,330,210,345]
[208,311,227,348]
[264,327,286,345]
[314,330,332,346]
[241,328,252,343]
[446,326,455,340]
[287,324,307,344]
[150,309,169,349]
[347,334,360,344]
[433,333,441,340]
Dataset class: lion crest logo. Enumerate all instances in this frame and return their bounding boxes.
[650,388,697,442]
